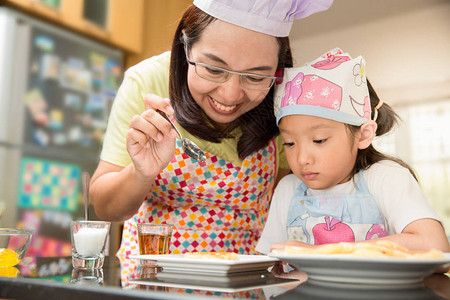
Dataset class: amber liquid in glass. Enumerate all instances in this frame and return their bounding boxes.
[138,233,171,255]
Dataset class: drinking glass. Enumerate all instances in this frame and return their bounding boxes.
[71,220,111,269]
[70,268,103,285]
[137,223,173,266]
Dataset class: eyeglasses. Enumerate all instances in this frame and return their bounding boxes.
[185,51,277,90]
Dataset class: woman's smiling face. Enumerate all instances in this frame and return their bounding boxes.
[186,20,279,129]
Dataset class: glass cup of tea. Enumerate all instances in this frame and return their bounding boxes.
[137,223,173,265]
[70,220,111,269]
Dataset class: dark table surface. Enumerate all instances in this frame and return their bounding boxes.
[0,256,449,299]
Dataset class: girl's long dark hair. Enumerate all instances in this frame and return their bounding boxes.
[349,80,418,181]
[169,5,293,159]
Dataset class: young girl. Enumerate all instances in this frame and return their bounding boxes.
[256,48,450,256]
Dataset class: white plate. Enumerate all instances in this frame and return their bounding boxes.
[269,252,450,285]
[274,279,442,300]
[130,254,279,274]
[129,274,298,293]
[156,270,273,284]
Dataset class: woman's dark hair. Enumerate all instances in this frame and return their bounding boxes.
[348,79,418,181]
[169,5,293,159]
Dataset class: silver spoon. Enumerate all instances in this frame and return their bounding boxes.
[82,172,90,221]
[157,110,206,162]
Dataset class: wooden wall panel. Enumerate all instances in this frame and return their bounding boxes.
[125,0,191,68]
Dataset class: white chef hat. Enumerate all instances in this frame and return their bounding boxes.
[193,0,334,37]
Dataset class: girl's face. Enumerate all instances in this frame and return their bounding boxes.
[186,20,279,129]
[279,115,359,190]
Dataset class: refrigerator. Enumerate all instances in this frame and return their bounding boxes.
[0,7,123,258]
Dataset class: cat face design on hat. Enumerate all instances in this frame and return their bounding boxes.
[275,48,371,126]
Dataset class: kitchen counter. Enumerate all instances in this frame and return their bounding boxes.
[0,256,449,299]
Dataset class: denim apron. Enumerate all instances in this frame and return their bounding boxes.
[286,170,387,245]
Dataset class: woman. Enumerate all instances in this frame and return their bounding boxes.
[90,0,333,256]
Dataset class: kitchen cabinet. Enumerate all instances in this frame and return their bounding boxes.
[126,0,191,67]
[2,0,144,54]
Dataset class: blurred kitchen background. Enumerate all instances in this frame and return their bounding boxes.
[0,0,448,259]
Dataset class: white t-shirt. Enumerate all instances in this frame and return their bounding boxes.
[256,160,441,254]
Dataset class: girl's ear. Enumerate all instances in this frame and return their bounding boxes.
[357,120,377,150]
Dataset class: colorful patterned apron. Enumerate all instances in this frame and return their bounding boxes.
[118,138,278,259]
[286,170,387,244]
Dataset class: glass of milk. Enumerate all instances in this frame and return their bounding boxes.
[70,220,111,269]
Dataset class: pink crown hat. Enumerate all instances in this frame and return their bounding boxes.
[193,0,334,37]
[274,48,371,126]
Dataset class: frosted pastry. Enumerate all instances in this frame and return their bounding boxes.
[184,251,239,260]
[281,241,445,259]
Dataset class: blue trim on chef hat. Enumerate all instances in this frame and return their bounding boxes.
[276,105,368,126]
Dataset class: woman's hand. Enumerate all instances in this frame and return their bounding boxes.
[126,94,179,180]
[270,241,316,279]
[271,261,308,281]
